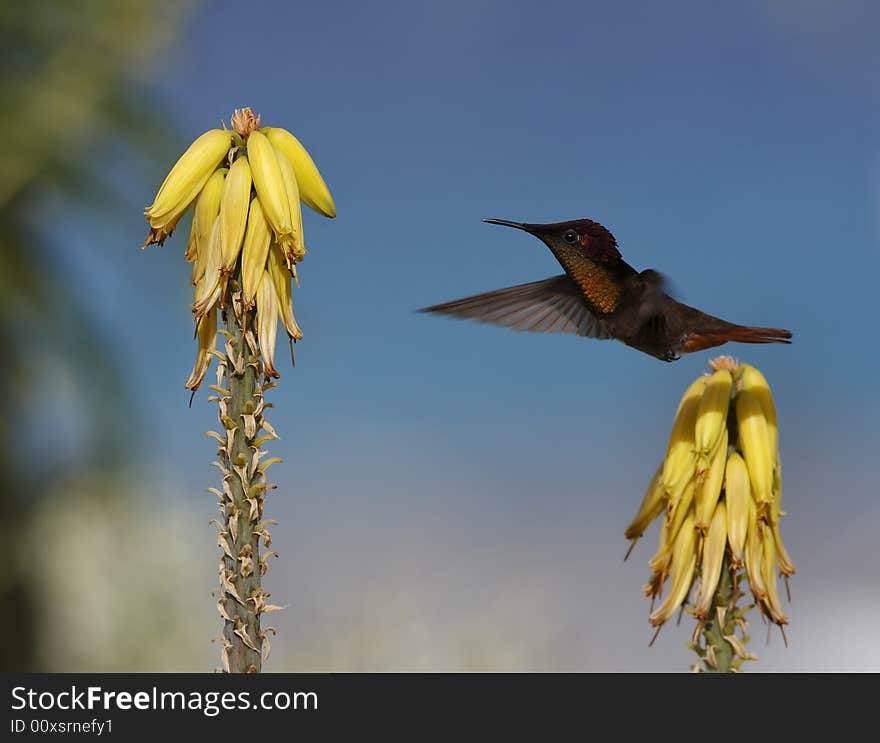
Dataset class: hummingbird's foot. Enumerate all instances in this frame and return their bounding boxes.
[660,350,681,362]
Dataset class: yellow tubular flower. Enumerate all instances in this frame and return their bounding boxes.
[147,129,232,216]
[145,129,233,243]
[247,131,294,244]
[143,202,190,248]
[724,451,751,568]
[694,428,728,532]
[274,144,307,265]
[694,369,732,472]
[267,242,303,341]
[665,464,695,522]
[769,467,782,526]
[185,306,217,391]
[661,376,705,496]
[745,362,785,526]
[193,218,223,317]
[219,156,253,273]
[650,512,697,627]
[263,126,337,218]
[255,271,280,379]
[666,477,695,548]
[643,571,665,601]
[241,197,272,309]
[761,527,788,625]
[147,173,206,226]
[185,215,198,263]
[648,517,672,582]
[625,464,665,542]
[735,390,773,511]
[744,502,767,604]
[695,501,727,619]
[739,364,778,461]
[190,168,227,285]
[770,519,796,577]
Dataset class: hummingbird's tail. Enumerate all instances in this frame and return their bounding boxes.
[681,324,792,353]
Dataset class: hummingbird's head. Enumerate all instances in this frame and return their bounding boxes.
[483,218,621,264]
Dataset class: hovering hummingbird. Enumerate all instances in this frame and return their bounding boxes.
[421,218,792,361]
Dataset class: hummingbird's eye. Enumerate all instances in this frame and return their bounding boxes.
[563,229,578,244]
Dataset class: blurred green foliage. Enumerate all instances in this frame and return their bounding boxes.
[0,0,196,670]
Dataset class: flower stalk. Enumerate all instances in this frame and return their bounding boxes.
[214,276,264,672]
[142,107,336,671]
[625,356,794,672]
[688,553,755,672]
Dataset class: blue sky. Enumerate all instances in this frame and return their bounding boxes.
[50,0,880,669]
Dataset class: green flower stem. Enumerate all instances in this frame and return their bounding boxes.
[701,553,735,672]
[221,274,262,673]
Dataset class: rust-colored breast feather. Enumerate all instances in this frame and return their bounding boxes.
[568,262,620,314]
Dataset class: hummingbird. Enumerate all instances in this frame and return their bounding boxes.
[420,218,792,362]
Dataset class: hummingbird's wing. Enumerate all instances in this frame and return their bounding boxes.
[420,275,612,339]
[634,269,672,321]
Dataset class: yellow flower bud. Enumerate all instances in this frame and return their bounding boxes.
[263,126,336,218]
[145,129,233,245]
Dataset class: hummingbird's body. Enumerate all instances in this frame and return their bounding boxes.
[421,218,792,361]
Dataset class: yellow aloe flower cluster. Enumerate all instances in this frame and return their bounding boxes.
[625,356,795,656]
[142,107,336,389]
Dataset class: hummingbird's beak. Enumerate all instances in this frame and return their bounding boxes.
[482,218,530,232]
